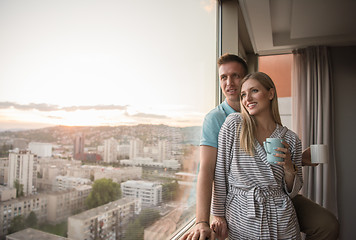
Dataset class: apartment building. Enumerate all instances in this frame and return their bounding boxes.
[73,134,85,160]
[6,228,68,240]
[37,158,81,175]
[120,157,180,170]
[54,176,91,191]
[0,158,8,185]
[66,164,94,179]
[28,142,52,158]
[36,165,59,191]
[158,140,170,162]
[68,197,141,240]
[121,180,162,207]
[103,138,117,163]
[46,185,92,224]
[36,158,84,191]
[0,186,16,202]
[94,166,142,183]
[0,193,48,237]
[129,139,143,159]
[117,144,130,159]
[8,151,37,196]
[0,185,91,237]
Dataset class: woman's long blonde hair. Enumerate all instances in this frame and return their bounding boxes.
[239,72,282,156]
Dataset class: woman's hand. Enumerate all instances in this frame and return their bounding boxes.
[275,140,296,191]
[275,140,295,173]
[180,221,215,240]
[211,216,228,240]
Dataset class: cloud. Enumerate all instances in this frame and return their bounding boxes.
[0,102,59,111]
[0,102,128,112]
[61,104,128,112]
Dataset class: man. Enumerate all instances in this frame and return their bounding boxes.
[181,53,339,240]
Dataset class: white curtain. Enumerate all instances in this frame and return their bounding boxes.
[291,46,338,217]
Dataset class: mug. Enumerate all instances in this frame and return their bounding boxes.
[310,144,329,164]
[263,138,284,164]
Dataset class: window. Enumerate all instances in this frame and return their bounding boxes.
[258,54,293,129]
[0,0,217,239]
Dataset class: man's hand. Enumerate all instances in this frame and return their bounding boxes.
[302,147,319,166]
[211,216,228,240]
[180,222,215,240]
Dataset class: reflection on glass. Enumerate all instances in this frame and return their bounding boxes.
[0,0,217,239]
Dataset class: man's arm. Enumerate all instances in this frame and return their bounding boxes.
[180,145,217,240]
[196,145,217,224]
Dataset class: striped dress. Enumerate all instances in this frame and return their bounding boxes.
[212,113,303,240]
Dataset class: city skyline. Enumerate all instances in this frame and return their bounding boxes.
[0,0,217,130]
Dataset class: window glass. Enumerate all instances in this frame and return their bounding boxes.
[258,54,293,129]
[0,0,217,239]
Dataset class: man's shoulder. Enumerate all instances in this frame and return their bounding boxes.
[205,104,226,119]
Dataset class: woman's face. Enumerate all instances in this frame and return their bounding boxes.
[240,78,274,116]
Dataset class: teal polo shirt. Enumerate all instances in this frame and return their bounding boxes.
[200,100,237,148]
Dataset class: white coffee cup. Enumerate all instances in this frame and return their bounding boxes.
[310,144,329,164]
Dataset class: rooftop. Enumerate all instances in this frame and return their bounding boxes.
[6,228,67,240]
[68,197,137,220]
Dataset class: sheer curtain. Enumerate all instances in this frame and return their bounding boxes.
[291,46,338,216]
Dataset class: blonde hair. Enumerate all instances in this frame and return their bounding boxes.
[239,72,282,156]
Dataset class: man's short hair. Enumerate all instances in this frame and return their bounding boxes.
[217,53,248,75]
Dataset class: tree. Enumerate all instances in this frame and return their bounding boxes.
[162,181,179,202]
[85,178,121,209]
[14,180,24,198]
[8,215,26,234]
[89,174,94,182]
[0,143,12,157]
[123,208,160,240]
[137,208,160,227]
[26,211,38,228]
[124,219,144,240]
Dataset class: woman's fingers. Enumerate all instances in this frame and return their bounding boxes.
[180,225,215,240]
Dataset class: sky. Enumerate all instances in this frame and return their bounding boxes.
[0,0,217,130]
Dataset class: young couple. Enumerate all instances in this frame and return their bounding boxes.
[181,54,339,240]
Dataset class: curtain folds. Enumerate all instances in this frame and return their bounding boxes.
[291,46,338,217]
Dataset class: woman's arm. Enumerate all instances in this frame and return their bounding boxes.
[276,137,303,196]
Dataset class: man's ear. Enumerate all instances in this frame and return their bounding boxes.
[269,88,275,100]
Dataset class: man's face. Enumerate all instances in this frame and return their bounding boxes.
[218,61,246,105]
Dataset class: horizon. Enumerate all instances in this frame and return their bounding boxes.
[0,122,202,133]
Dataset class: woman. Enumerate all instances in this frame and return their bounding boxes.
[211,72,303,239]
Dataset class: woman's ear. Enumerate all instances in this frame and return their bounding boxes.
[268,88,275,100]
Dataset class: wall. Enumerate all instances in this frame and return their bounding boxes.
[258,54,293,130]
[331,46,356,240]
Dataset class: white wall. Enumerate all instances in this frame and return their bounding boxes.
[278,97,292,130]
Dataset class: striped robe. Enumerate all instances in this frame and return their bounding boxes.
[212,113,303,240]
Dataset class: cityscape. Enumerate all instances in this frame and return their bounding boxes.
[0,1,217,239]
[0,124,202,240]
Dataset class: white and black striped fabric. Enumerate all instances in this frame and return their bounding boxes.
[212,113,303,240]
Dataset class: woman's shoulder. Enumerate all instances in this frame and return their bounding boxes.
[221,113,241,131]
[282,126,301,145]
[225,112,242,123]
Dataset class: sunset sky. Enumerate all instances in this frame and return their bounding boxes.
[0,0,217,130]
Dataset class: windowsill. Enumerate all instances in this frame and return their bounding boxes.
[169,217,196,240]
